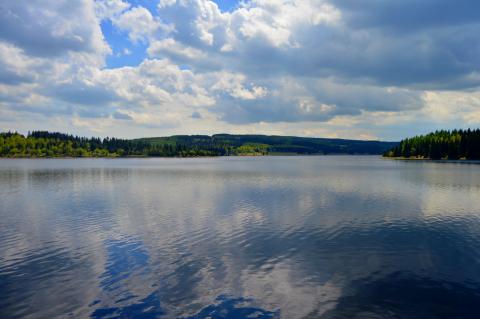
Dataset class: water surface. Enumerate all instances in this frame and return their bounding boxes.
[1,156,480,318]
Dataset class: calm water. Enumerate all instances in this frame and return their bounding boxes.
[1,156,480,318]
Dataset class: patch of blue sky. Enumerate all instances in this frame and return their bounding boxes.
[126,0,158,14]
[211,0,241,12]
[101,20,148,69]
[102,0,241,68]
[130,0,241,12]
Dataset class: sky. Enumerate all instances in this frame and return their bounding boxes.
[1,0,480,141]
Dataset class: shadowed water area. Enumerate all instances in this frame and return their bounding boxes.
[1,156,480,318]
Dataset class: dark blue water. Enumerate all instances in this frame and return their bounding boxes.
[1,156,480,318]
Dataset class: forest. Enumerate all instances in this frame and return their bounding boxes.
[0,131,222,157]
[139,134,397,155]
[383,129,480,160]
[0,131,397,158]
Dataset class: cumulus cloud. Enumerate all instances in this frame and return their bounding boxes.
[95,0,130,20]
[158,0,228,47]
[111,6,168,43]
[149,0,480,91]
[148,38,207,61]
[0,0,479,139]
[0,42,39,85]
[0,0,109,57]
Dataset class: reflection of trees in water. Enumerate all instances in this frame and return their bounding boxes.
[4,157,480,318]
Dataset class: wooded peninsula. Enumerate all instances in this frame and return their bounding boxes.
[0,131,396,158]
[383,129,480,160]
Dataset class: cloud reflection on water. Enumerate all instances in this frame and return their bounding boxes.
[1,157,480,318]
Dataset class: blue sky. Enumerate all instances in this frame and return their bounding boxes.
[102,19,147,68]
[103,0,239,68]
[0,0,479,140]
[211,0,239,11]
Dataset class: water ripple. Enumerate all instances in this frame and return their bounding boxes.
[2,157,480,318]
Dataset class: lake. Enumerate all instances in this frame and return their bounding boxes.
[1,156,480,318]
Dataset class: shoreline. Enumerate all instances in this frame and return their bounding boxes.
[383,156,480,164]
[0,154,384,159]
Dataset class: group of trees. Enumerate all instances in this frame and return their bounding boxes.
[0,131,271,158]
[384,129,480,160]
[0,131,220,158]
[143,134,397,155]
[0,130,397,158]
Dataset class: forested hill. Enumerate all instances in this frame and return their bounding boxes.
[0,131,397,158]
[138,134,398,156]
[383,129,480,160]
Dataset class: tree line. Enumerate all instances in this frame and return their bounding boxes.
[383,129,480,160]
[0,131,225,158]
[0,130,397,158]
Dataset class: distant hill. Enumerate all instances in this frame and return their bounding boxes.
[0,131,397,158]
[138,134,398,156]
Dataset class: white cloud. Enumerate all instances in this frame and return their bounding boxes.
[95,0,130,20]
[112,6,169,43]
[148,38,206,60]
[0,0,109,58]
[423,91,480,125]
[231,0,341,47]
[0,0,480,140]
[210,72,267,100]
[0,42,41,85]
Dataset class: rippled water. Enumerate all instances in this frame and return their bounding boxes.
[1,156,480,318]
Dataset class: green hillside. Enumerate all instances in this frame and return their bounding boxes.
[138,134,398,156]
[0,131,397,158]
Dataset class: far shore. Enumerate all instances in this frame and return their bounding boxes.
[383,156,480,163]
[0,153,384,159]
